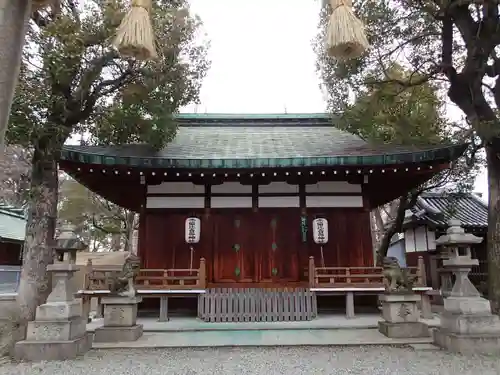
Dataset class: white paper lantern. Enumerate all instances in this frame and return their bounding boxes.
[185,217,201,244]
[312,218,328,244]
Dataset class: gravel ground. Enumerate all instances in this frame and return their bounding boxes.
[2,346,500,375]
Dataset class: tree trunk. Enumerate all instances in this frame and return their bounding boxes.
[375,192,420,266]
[16,147,59,324]
[373,207,385,244]
[0,0,31,147]
[92,237,98,252]
[375,197,406,265]
[124,211,136,253]
[370,209,386,265]
[369,210,379,258]
[111,233,121,251]
[486,144,500,313]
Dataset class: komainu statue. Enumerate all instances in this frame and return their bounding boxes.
[382,256,416,293]
[109,253,141,297]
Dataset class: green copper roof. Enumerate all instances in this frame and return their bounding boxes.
[0,204,26,242]
[60,114,467,169]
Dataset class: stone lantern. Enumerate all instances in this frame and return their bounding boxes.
[433,219,500,354]
[46,224,88,304]
[14,224,92,361]
[53,224,88,263]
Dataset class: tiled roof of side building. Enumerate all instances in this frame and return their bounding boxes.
[409,192,487,229]
[60,113,467,169]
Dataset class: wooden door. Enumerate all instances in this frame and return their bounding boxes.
[258,211,300,283]
[213,213,256,283]
[141,212,212,272]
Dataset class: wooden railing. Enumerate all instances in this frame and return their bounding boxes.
[307,256,427,288]
[84,258,207,291]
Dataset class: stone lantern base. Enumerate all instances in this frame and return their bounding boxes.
[431,219,500,354]
[14,301,92,361]
[94,296,143,342]
[14,333,92,362]
[14,263,92,361]
[433,296,500,354]
[378,294,429,338]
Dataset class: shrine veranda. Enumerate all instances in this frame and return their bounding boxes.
[59,113,465,322]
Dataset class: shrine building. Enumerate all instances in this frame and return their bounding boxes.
[59,114,466,322]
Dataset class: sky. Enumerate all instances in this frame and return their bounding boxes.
[184,0,488,199]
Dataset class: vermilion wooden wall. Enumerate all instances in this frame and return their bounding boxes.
[138,208,373,285]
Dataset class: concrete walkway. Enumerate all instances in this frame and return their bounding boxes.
[88,314,441,349]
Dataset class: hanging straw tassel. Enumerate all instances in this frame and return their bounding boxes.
[112,0,157,61]
[326,0,369,60]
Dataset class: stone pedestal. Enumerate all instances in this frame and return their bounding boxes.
[94,296,143,342]
[433,296,500,354]
[14,263,92,361]
[433,287,500,354]
[433,220,500,354]
[378,293,429,338]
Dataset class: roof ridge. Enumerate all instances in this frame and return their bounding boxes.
[176,113,332,118]
[0,203,27,220]
[469,192,488,208]
[409,190,488,229]
[176,123,336,128]
[175,113,336,127]
[416,196,443,221]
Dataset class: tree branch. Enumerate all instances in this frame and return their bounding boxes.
[72,52,120,103]
[91,214,122,235]
[66,53,134,126]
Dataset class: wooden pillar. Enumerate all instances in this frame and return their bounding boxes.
[429,254,439,289]
[96,297,104,318]
[417,256,427,286]
[346,292,355,319]
[159,296,169,322]
[308,256,315,287]
[199,258,206,289]
[137,183,147,266]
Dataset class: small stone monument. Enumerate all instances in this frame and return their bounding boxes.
[14,225,92,361]
[433,219,500,354]
[378,257,429,338]
[93,253,143,342]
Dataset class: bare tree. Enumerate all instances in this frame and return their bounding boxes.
[0,146,32,207]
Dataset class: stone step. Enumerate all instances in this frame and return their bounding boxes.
[0,356,10,365]
[408,343,440,351]
[87,316,441,333]
[91,328,434,349]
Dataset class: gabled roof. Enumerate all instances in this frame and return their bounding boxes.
[404,192,487,230]
[60,113,467,169]
[0,203,27,242]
